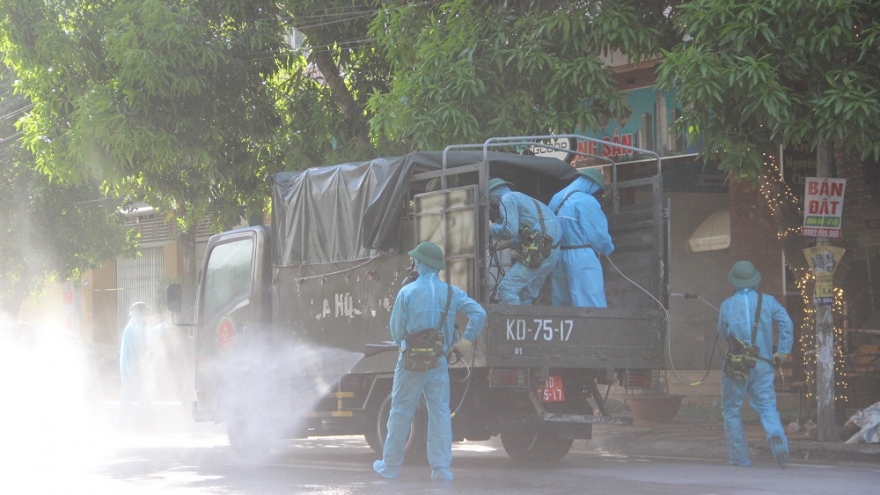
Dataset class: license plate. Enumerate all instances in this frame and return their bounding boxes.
[537,375,565,402]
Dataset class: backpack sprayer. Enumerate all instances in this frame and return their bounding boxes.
[363,261,473,417]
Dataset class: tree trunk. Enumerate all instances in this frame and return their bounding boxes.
[298,27,371,150]
[0,270,31,321]
[179,226,198,319]
[0,293,26,321]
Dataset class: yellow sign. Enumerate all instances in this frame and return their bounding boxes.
[803,246,846,305]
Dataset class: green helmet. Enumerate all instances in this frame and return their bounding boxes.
[579,167,606,188]
[728,260,761,288]
[488,177,514,193]
[408,241,446,270]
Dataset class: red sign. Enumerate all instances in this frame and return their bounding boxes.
[217,317,234,350]
[573,130,635,164]
[802,177,846,238]
[537,375,566,403]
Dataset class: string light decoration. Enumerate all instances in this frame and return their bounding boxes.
[793,277,850,402]
[756,153,850,403]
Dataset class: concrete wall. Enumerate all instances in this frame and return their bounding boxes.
[82,263,117,345]
[665,191,731,371]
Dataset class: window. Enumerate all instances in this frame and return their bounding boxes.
[202,238,254,320]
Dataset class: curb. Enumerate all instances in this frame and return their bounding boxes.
[588,418,880,465]
[772,443,880,464]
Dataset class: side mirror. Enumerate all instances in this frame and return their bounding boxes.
[166,284,183,314]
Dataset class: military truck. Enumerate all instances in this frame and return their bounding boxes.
[167,135,670,462]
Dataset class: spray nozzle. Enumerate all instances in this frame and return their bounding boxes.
[447,346,464,365]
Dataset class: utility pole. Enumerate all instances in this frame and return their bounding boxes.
[814,138,836,442]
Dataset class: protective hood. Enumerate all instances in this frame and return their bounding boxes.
[574,175,602,196]
[488,184,513,199]
[415,260,440,277]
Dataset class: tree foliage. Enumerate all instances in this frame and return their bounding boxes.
[368,0,678,151]
[657,0,880,179]
[0,0,295,301]
[0,66,132,316]
[0,0,291,225]
[273,0,401,165]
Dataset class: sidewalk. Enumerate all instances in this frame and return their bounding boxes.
[579,402,880,465]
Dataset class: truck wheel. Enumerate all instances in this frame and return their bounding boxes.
[364,402,383,453]
[227,412,273,460]
[541,435,575,462]
[373,393,428,463]
[501,429,573,463]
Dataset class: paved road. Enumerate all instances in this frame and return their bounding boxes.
[4,404,878,495]
[1,333,877,495]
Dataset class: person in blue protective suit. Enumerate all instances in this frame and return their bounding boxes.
[548,167,614,307]
[717,260,793,468]
[116,302,164,428]
[374,242,487,481]
[488,178,560,305]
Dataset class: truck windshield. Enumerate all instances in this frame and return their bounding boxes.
[202,238,254,321]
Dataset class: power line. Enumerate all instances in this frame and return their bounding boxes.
[248,0,443,30]
[0,103,34,121]
[0,130,23,145]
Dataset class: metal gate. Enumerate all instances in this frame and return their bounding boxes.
[116,246,165,335]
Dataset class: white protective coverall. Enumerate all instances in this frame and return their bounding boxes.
[718,287,793,467]
[373,261,486,480]
[548,175,614,307]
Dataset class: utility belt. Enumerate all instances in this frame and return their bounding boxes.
[402,328,445,372]
[722,294,773,380]
[515,227,555,268]
[560,243,592,251]
[514,199,557,269]
[723,336,761,380]
[401,284,453,372]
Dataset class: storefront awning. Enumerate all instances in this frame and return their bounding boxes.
[689,208,730,252]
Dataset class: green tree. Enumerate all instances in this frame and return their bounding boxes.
[368,0,678,150]
[0,0,291,307]
[657,1,880,425]
[273,1,401,165]
[0,68,132,317]
[656,0,880,179]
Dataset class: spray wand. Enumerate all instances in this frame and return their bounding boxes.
[603,254,722,386]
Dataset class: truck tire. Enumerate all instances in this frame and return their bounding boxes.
[371,393,428,463]
[227,410,274,460]
[501,429,573,463]
[364,402,383,453]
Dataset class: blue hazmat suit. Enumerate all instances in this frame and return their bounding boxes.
[548,176,614,307]
[489,186,560,305]
[117,312,163,426]
[717,288,793,466]
[373,261,486,480]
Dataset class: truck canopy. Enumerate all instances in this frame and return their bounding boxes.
[271,151,578,266]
